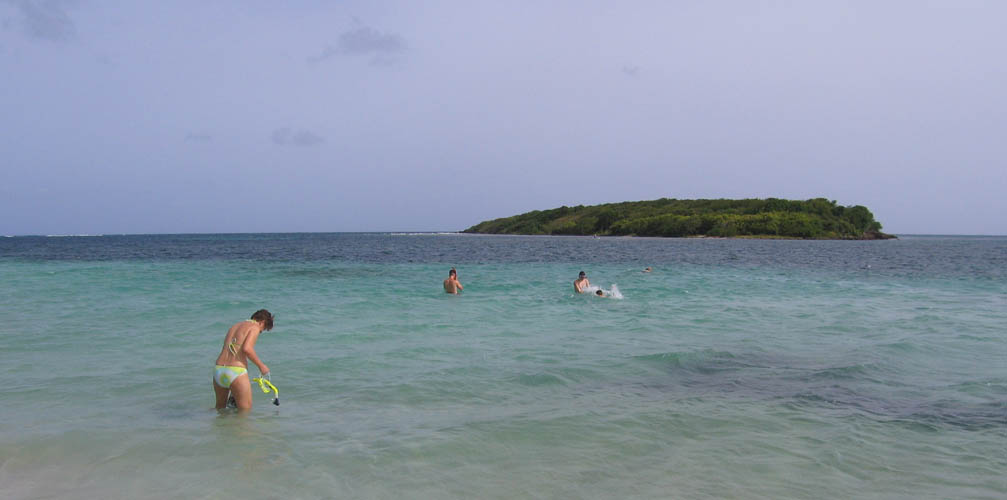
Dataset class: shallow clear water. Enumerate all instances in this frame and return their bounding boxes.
[1,234,1005,499]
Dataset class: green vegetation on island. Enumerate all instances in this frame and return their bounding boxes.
[463,198,895,239]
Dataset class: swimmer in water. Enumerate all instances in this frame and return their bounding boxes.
[212,309,273,411]
[444,267,463,294]
[595,289,607,298]
[574,271,590,293]
[643,267,652,273]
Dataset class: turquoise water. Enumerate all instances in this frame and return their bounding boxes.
[1,234,1005,499]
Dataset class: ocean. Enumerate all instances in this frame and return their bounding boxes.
[1,233,1005,499]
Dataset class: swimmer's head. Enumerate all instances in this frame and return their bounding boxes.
[579,271,586,278]
[449,268,457,277]
[596,290,604,296]
[251,309,274,331]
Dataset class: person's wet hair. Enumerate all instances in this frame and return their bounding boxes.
[251,309,274,330]
[596,290,604,296]
[579,271,586,277]
[449,268,457,276]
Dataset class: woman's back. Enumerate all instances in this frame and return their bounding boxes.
[215,320,255,367]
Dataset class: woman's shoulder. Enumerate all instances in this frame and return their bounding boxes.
[228,320,252,333]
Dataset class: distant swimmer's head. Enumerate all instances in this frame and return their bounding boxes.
[251,309,274,331]
[643,267,652,272]
[595,290,604,296]
[449,268,457,277]
[579,271,586,278]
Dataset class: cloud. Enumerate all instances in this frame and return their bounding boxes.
[291,130,324,146]
[271,127,291,145]
[7,0,76,42]
[310,23,406,64]
[272,127,325,147]
[338,26,405,55]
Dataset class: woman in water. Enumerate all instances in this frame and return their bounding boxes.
[212,309,273,410]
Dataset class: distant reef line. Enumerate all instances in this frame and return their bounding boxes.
[462,198,896,240]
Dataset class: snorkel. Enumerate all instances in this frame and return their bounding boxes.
[252,373,280,406]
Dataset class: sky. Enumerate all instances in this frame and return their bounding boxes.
[2,0,1005,235]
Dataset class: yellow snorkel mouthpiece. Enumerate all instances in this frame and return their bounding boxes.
[252,373,279,406]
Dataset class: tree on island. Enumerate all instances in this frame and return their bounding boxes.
[463,198,894,240]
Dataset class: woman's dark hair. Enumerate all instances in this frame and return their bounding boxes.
[251,309,274,331]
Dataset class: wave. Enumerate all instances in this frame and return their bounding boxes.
[805,363,874,381]
[511,372,568,387]
[633,349,738,372]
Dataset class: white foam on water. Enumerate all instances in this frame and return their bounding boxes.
[583,284,624,299]
[608,284,624,299]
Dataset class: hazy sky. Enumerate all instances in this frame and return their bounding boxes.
[2,1,1005,235]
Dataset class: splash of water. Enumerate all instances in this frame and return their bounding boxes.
[584,284,624,299]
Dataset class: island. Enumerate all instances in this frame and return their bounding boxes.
[463,198,895,239]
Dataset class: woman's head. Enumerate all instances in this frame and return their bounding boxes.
[251,309,274,331]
